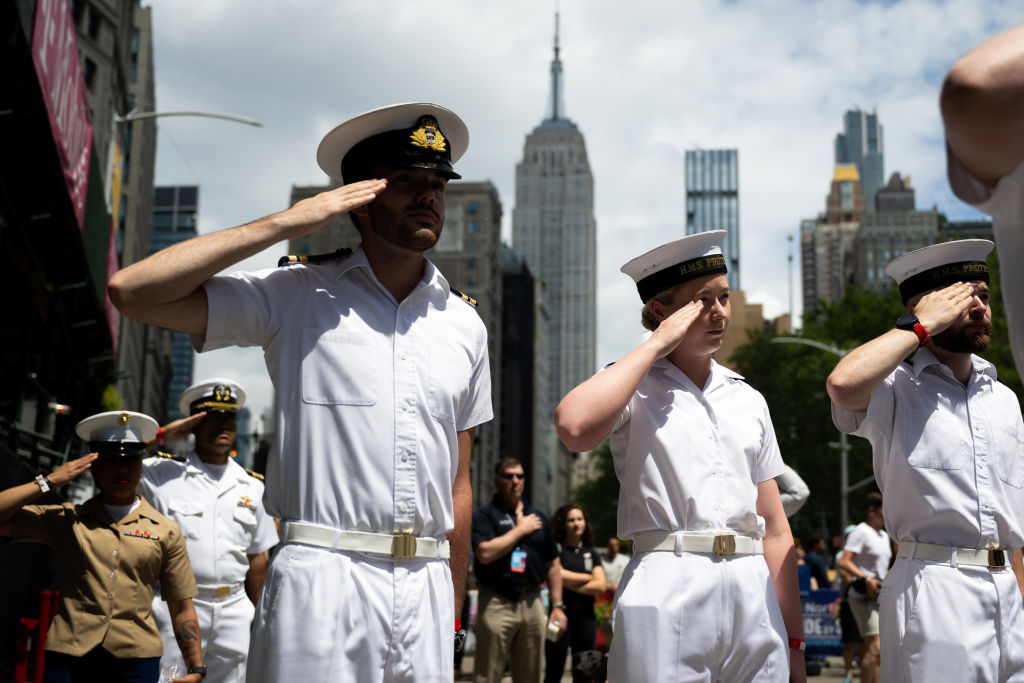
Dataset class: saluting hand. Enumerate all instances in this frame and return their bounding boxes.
[912,282,977,336]
[47,453,98,487]
[280,179,388,240]
[646,299,703,358]
[157,412,207,445]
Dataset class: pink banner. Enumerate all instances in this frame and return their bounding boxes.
[32,0,93,230]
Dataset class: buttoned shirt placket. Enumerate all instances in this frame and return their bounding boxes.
[963,369,999,547]
[393,289,425,536]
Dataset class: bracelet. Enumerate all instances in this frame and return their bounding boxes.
[455,619,461,631]
[551,602,566,610]
[157,427,166,446]
[788,637,806,652]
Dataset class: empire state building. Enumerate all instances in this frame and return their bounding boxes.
[512,14,596,427]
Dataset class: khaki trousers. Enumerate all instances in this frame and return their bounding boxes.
[473,584,547,683]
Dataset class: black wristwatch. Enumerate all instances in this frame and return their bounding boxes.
[454,628,467,653]
[896,314,930,347]
[186,665,207,678]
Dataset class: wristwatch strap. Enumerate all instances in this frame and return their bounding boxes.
[34,474,51,494]
[910,321,930,347]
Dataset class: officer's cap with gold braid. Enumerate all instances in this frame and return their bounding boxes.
[178,378,246,417]
[620,231,729,303]
[885,239,993,305]
[76,411,157,458]
[317,103,469,184]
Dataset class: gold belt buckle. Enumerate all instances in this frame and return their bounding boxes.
[987,545,1006,569]
[391,533,417,558]
[713,534,736,556]
[215,585,231,598]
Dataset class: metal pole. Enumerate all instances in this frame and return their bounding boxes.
[114,110,263,127]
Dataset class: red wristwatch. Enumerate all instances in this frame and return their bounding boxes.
[896,315,930,347]
[788,637,806,652]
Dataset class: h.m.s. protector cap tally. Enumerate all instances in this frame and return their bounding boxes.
[620,230,729,303]
[884,238,994,304]
[316,103,469,184]
[178,377,246,416]
[75,411,158,458]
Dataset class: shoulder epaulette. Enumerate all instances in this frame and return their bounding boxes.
[153,451,187,463]
[278,247,353,268]
[244,468,265,481]
[450,286,478,307]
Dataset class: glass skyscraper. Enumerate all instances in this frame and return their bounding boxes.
[151,186,198,420]
[835,108,884,210]
[685,149,740,291]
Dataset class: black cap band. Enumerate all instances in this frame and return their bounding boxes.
[89,441,147,458]
[636,255,728,303]
[342,116,461,183]
[897,260,989,304]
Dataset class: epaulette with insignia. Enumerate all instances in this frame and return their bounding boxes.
[451,286,478,307]
[244,468,265,481]
[153,451,186,463]
[278,247,353,268]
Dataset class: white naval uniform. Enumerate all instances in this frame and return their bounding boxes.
[197,246,492,682]
[139,453,278,682]
[833,346,1024,682]
[606,359,789,682]
[948,153,1024,373]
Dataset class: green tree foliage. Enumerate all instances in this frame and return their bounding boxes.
[571,440,620,545]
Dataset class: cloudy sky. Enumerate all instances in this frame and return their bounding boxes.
[148,0,1022,421]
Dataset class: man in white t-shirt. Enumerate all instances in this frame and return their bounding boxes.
[838,493,890,683]
[600,538,631,593]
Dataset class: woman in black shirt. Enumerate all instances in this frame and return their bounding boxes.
[544,504,607,682]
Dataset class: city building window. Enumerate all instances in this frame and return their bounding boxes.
[71,1,84,25]
[467,202,478,215]
[466,238,477,252]
[467,258,476,270]
[87,8,101,39]
[467,221,478,234]
[83,57,97,89]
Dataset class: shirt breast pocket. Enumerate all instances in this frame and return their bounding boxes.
[427,342,468,423]
[994,422,1024,488]
[233,506,258,529]
[903,408,968,470]
[301,327,378,405]
[168,500,204,539]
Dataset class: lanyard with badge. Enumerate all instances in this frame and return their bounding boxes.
[507,512,527,573]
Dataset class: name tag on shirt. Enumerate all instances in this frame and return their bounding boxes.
[510,548,527,573]
[583,552,593,572]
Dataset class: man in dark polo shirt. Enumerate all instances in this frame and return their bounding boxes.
[472,458,565,683]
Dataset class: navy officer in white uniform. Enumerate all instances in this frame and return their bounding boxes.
[139,378,278,682]
[555,231,805,682]
[828,239,1024,682]
[108,103,492,682]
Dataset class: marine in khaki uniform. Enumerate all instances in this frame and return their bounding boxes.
[0,411,206,682]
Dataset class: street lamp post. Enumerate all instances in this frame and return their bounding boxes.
[771,336,874,531]
[114,110,263,127]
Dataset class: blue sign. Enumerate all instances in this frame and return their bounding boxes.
[801,589,842,656]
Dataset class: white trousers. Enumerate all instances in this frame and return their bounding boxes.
[152,589,254,683]
[608,552,788,682]
[880,557,1024,682]
[245,543,454,683]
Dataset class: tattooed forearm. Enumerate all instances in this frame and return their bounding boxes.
[174,618,202,665]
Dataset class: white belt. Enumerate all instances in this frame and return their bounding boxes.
[897,542,1010,570]
[194,582,245,600]
[280,520,450,560]
[633,531,763,556]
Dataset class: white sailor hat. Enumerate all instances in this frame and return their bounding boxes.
[884,238,994,304]
[317,103,469,184]
[620,230,728,303]
[75,411,157,458]
[178,378,246,416]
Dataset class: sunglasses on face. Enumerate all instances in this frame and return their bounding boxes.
[499,473,525,481]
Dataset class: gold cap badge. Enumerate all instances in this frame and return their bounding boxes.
[409,117,447,152]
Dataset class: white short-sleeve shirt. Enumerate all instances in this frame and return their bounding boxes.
[843,521,891,585]
[609,359,785,540]
[832,346,1024,550]
[948,152,1024,373]
[197,246,493,538]
[139,453,278,585]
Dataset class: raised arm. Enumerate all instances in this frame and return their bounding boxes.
[941,23,1024,187]
[0,454,97,532]
[107,180,386,335]
[554,300,702,451]
[827,282,975,412]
